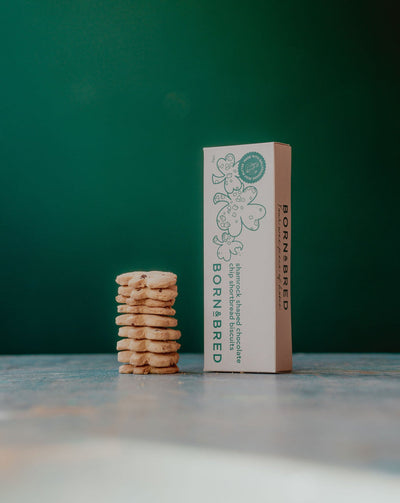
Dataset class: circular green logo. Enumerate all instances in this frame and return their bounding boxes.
[238,152,266,183]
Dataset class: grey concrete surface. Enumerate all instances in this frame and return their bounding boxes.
[1,353,399,502]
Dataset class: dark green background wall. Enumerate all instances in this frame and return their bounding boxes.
[1,1,399,354]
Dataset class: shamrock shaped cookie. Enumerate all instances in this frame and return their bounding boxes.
[213,232,243,262]
[212,153,242,194]
[214,185,266,237]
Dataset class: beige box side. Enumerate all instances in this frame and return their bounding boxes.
[274,143,292,372]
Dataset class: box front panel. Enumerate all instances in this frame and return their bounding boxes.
[204,143,276,372]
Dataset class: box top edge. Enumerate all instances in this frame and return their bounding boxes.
[203,141,291,151]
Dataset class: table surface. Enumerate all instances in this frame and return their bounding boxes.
[1,353,400,502]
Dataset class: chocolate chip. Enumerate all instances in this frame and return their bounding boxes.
[141,274,147,278]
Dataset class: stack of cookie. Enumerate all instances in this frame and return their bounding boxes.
[115,271,180,374]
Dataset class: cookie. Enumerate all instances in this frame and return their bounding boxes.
[119,364,179,374]
[119,364,135,374]
[115,295,175,307]
[128,351,179,367]
[117,304,176,316]
[117,339,181,353]
[116,271,177,289]
[118,350,179,366]
[118,326,181,341]
[115,314,178,328]
[118,351,135,363]
[118,285,178,301]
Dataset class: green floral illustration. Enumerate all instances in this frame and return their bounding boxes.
[213,232,243,261]
[213,184,266,237]
[212,153,242,194]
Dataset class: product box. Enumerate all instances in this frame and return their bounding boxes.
[203,142,292,373]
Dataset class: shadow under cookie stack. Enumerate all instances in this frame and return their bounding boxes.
[115,271,180,374]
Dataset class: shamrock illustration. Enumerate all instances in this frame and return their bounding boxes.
[213,232,243,262]
[212,153,242,193]
[213,184,266,237]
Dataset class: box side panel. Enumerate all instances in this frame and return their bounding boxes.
[274,143,292,372]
